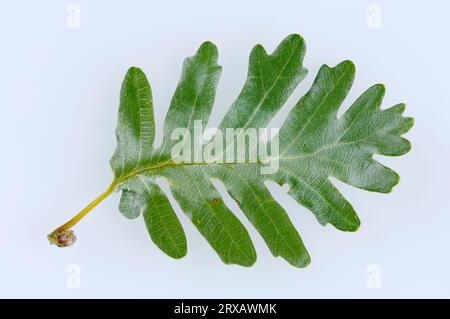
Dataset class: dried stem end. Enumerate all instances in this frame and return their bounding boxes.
[48,230,77,247]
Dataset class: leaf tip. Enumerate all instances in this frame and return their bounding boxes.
[126,66,145,76]
[376,169,401,193]
[372,83,386,95]
[167,245,188,259]
[318,60,356,83]
[251,43,268,58]
[284,33,305,47]
[288,251,311,268]
[388,170,401,192]
[404,116,415,132]
[197,40,219,61]
[241,256,257,267]
[341,59,356,69]
[402,138,412,154]
[338,214,361,232]
[222,249,257,267]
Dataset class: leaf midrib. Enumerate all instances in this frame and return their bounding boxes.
[113,159,262,187]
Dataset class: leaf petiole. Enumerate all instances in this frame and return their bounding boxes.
[47,182,117,247]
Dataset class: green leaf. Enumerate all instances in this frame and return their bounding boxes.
[50,34,413,267]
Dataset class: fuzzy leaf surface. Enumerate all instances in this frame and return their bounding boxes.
[110,34,413,267]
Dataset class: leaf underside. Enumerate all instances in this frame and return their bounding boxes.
[109,34,413,267]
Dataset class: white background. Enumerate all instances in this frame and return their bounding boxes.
[1,0,449,298]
